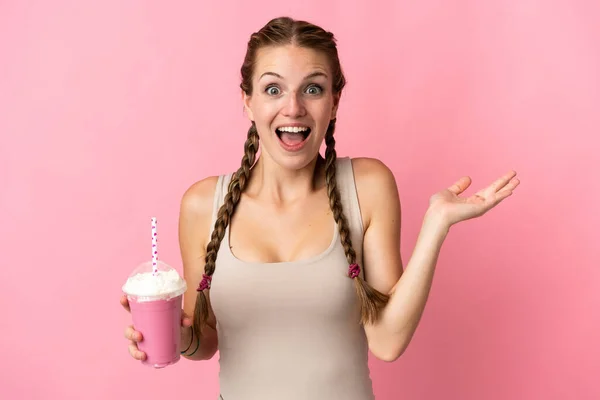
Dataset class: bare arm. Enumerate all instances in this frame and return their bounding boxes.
[355,158,445,361]
[178,176,220,361]
[356,158,519,362]
[352,158,407,361]
[366,208,447,362]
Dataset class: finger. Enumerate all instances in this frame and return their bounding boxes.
[128,342,146,360]
[120,295,131,312]
[506,177,520,191]
[181,314,193,328]
[447,176,472,195]
[124,326,142,342]
[181,310,193,327]
[481,171,518,196]
[495,185,518,202]
[492,177,520,201]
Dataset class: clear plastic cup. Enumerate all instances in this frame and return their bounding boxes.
[122,260,187,368]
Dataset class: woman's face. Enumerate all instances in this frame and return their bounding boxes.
[243,44,339,171]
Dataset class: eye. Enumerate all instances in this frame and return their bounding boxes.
[266,85,281,96]
[305,84,323,95]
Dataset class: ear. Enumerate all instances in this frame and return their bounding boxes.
[242,90,255,122]
[331,93,341,119]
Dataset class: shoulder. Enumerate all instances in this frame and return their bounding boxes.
[349,157,401,228]
[350,157,397,185]
[179,176,221,246]
[350,157,399,198]
[180,176,220,217]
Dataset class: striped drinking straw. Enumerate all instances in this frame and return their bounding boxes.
[151,217,158,275]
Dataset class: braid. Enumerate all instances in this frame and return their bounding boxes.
[324,119,390,325]
[192,123,259,336]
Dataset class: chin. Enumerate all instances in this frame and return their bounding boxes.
[259,143,319,172]
[272,151,319,171]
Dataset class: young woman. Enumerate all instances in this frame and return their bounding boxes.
[121,16,519,400]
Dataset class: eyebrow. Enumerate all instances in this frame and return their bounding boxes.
[259,71,329,80]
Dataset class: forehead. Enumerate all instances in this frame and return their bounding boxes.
[254,45,331,80]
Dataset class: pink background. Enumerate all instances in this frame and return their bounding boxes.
[1,1,598,399]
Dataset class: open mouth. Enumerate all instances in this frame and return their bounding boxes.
[275,126,312,150]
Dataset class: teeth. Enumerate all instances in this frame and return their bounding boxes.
[277,126,309,133]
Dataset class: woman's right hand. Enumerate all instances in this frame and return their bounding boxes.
[121,294,194,360]
[120,295,147,361]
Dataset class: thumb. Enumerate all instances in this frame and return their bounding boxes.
[447,176,471,195]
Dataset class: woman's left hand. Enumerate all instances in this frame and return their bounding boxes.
[428,170,520,228]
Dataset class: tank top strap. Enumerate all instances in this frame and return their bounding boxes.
[210,162,365,270]
[209,173,234,241]
[335,157,366,272]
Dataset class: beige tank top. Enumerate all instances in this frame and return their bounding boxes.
[209,157,375,400]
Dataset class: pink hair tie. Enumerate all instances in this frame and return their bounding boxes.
[348,263,361,279]
[197,274,212,291]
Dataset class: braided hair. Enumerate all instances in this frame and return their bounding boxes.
[192,17,389,342]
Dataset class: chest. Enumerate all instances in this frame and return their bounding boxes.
[210,245,360,330]
[228,193,336,264]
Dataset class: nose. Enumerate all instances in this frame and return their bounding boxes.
[282,92,306,118]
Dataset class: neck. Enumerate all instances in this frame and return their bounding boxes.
[245,153,326,205]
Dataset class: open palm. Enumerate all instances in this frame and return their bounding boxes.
[429,170,520,227]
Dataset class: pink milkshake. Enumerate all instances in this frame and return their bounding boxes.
[123,259,187,368]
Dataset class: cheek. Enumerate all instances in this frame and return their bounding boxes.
[311,102,334,121]
[254,101,279,123]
